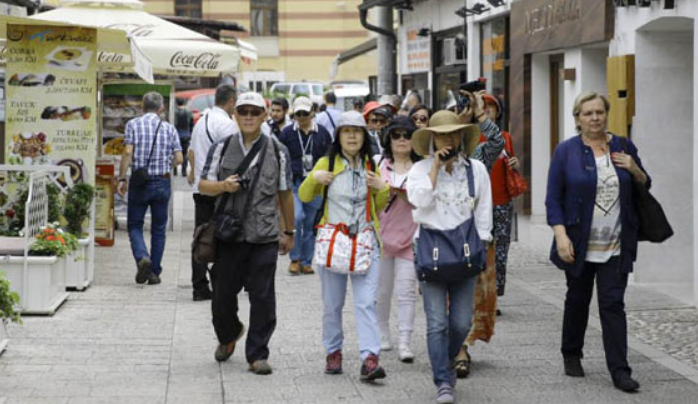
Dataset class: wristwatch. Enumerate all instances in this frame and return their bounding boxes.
[283,230,296,236]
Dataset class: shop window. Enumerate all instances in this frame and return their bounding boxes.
[480,17,510,129]
[175,0,202,19]
[251,0,279,37]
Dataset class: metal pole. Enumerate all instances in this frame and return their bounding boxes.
[376,6,396,96]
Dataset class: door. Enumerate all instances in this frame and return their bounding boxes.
[549,54,565,156]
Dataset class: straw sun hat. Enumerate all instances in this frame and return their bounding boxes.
[412,110,481,157]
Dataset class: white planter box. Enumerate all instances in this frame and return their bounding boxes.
[0,255,68,315]
[0,319,8,356]
[65,238,91,291]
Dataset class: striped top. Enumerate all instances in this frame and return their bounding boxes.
[124,113,182,176]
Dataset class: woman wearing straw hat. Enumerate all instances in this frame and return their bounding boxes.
[406,110,493,404]
[299,110,391,381]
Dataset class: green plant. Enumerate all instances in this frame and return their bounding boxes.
[29,223,69,257]
[62,232,80,253]
[63,183,94,237]
[11,184,61,233]
[0,272,21,325]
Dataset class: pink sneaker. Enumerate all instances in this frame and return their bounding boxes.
[325,350,343,374]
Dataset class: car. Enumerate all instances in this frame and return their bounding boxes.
[334,85,370,112]
[269,82,324,105]
[175,88,216,125]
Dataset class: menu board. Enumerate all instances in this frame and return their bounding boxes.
[4,24,98,185]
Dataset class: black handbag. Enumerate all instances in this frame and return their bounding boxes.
[415,159,486,283]
[131,119,163,188]
[620,138,673,243]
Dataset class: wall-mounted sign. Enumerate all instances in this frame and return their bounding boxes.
[400,27,431,75]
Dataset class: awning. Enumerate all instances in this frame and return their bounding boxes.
[28,0,256,77]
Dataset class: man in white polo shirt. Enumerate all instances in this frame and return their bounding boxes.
[187,84,239,301]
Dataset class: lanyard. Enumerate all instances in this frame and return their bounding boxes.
[297,128,313,156]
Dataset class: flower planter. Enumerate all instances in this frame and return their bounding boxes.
[0,255,68,315]
[65,237,91,291]
[0,319,8,356]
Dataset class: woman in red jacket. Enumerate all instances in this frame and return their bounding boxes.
[482,94,519,301]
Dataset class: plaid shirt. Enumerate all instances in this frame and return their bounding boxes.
[124,113,182,176]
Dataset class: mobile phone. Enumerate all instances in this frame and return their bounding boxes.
[441,148,459,161]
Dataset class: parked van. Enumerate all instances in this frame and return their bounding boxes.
[269,82,324,105]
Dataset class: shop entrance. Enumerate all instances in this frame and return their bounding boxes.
[549,54,565,157]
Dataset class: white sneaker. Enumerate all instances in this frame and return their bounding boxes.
[380,334,392,351]
[398,344,415,363]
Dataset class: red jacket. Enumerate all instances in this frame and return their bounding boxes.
[480,130,514,206]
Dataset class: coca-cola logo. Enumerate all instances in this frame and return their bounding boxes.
[169,51,221,70]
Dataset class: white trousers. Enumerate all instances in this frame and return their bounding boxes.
[376,255,418,342]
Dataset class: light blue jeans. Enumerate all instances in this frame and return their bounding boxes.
[421,275,478,387]
[290,180,322,266]
[319,245,381,361]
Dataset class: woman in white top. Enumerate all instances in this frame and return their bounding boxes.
[406,110,492,404]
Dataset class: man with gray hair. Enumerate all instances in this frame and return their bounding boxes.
[118,91,183,286]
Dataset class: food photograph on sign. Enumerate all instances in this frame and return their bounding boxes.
[8,73,56,87]
[45,45,93,71]
[40,105,92,121]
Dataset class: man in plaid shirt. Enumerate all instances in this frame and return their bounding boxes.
[117,92,183,285]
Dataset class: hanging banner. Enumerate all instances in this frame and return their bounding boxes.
[4,23,98,185]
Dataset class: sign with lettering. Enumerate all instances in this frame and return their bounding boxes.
[4,24,98,185]
[511,0,612,53]
[400,27,431,75]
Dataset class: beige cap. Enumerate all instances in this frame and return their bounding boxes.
[235,92,266,109]
[293,96,313,113]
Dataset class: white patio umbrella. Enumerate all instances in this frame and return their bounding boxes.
[30,0,256,78]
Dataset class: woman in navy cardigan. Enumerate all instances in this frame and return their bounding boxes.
[545,92,650,393]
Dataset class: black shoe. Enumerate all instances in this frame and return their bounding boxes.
[136,258,152,284]
[496,309,502,316]
[614,374,640,393]
[193,288,213,301]
[564,356,585,377]
[147,274,161,285]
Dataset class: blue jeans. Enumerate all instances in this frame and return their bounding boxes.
[421,276,478,387]
[127,177,171,275]
[319,245,381,361]
[290,180,322,266]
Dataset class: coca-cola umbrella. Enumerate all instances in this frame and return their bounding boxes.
[29,0,256,78]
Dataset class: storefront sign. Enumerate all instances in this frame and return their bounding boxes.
[4,24,98,185]
[524,0,581,36]
[400,27,431,74]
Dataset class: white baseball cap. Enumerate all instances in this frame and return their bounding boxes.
[235,92,266,109]
[293,96,313,113]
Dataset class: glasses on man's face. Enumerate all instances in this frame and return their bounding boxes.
[236,107,264,117]
[411,115,428,124]
[370,118,387,126]
[295,110,310,117]
[390,131,412,141]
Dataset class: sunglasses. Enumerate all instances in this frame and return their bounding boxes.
[370,118,388,125]
[295,110,310,117]
[236,107,264,117]
[390,131,412,141]
[411,115,428,124]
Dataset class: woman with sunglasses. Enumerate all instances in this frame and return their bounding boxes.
[299,110,391,381]
[374,116,421,362]
[409,104,432,129]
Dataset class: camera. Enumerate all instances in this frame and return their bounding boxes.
[238,178,251,190]
[456,79,487,114]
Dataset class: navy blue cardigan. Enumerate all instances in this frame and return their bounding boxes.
[279,124,333,183]
[545,135,651,277]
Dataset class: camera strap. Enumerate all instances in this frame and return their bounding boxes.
[214,134,269,217]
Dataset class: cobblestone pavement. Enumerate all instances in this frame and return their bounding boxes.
[1,180,697,403]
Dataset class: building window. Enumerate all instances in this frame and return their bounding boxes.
[175,0,202,19]
[251,0,279,37]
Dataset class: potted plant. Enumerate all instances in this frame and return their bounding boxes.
[2,223,69,315]
[62,232,88,290]
[63,183,94,290]
[1,271,21,355]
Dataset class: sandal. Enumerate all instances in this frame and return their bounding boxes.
[454,346,471,379]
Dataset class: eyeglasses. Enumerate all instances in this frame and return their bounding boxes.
[236,107,264,117]
[295,110,310,117]
[390,131,412,141]
[411,115,428,124]
[370,118,387,125]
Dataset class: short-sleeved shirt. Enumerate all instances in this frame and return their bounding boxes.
[124,112,181,176]
[190,106,240,193]
[586,153,622,263]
